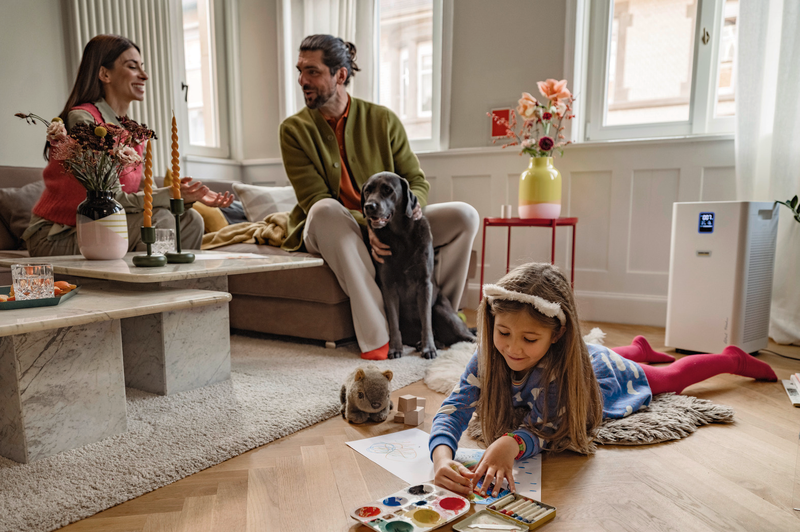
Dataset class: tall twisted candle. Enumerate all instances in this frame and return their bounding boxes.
[143,139,153,227]
[170,113,181,199]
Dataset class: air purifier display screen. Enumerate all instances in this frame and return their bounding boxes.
[698,212,715,233]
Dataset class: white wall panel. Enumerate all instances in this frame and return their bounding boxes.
[701,166,737,201]
[570,170,612,272]
[628,169,680,274]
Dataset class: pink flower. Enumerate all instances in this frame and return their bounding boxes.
[537,79,572,102]
[517,92,538,121]
[46,121,68,143]
[114,145,141,167]
[542,112,552,121]
[521,138,535,149]
[538,136,554,151]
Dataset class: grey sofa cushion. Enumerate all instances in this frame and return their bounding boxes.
[0,181,45,250]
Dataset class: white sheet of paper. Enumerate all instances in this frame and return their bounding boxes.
[346,428,434,485]
[192,252,266,260]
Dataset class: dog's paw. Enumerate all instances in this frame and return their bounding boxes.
[388,349,404,359]
[421,348,438,360]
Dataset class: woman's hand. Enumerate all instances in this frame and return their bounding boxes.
[199,189,235,208]
[367,225,391,263]
[180,177,211,203]
[473,436,518,497]
[432,446,474,497]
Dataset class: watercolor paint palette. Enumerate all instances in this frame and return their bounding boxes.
[458,492,555,530]
[350,483,471,532]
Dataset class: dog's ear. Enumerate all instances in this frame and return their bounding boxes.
[400,177,418,218]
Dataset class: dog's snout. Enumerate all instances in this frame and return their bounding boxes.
[364,202,378,215]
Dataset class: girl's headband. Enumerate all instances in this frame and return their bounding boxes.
[483,284,567,325]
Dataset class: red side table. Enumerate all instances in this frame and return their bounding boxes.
[480,217,579,290]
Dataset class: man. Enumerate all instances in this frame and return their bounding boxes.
[280,34,478,360]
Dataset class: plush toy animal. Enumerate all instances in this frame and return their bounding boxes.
[340,365,394,424]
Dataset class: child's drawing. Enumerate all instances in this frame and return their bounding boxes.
[366,441,419,461]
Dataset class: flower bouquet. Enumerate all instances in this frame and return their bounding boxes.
[488,79,576,219]
[489,79,576,157]
[17,112,156,259]
[16,113,155,191]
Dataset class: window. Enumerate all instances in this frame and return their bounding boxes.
[176,0,230,158]
[378,0,449,151]
[583,0,737,141]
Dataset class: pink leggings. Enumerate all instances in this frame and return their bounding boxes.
[612,336,777,395]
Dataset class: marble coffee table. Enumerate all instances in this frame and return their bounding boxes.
[0,252,323,397]
[0,285,231,463]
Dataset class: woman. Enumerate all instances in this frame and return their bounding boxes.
[24,34,234,257]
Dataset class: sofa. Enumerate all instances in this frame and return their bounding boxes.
[0,165,475,346]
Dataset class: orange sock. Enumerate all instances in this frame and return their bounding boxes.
[361,343,389,361]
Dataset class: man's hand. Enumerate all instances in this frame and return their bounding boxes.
[179,177,235,208]
[367,225,392,263]
[412,204,422,220]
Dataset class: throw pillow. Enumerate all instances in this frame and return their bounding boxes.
[220,200,247,225]
[232,182,297,223]
[0,180,46,249]
[192,202,229,234]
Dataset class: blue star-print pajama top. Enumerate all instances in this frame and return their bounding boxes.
[429,344,652,460]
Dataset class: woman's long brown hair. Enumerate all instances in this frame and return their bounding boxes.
[477,262,603,455]
[44,34,139,160]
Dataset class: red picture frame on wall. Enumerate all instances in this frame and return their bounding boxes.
[490,108,512,139]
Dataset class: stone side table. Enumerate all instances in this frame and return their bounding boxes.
[0,285,231,463]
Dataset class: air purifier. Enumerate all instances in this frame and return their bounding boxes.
[665,201,779,354]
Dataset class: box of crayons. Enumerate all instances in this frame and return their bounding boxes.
[453,492,556,531]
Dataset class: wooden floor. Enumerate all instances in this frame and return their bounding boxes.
[58,321,800,532]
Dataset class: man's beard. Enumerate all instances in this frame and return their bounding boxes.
[303,85,335,109]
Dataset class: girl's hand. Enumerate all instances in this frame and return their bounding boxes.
[473,436,518,497]
[433,458,475,497]
[431,445,474,497]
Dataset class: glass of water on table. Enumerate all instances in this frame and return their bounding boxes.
[11,264,54,300]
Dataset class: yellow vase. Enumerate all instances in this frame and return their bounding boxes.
[519,156,562,219]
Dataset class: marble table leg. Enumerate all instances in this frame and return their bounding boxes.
[120,302,231,395]
[0,320,127,463]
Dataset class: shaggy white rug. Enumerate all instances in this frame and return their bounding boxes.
[0,335,435,532]
[424,329,735,447]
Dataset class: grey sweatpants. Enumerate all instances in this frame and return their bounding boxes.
[303,199,479,352]
[26,207,204,257]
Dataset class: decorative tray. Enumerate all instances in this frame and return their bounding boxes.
[0,285,80,310]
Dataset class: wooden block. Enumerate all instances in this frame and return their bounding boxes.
[393,412,405,423]
[416,397,426,409]
[404,406,425,426]
[398,395,417,413]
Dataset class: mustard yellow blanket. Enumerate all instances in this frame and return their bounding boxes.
[201,212,289,250]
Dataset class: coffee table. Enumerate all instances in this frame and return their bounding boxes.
[0,252,323,397]
[0,285,231,463]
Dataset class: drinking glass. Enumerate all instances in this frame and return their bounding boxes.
[152,228,175,255]
[11,264,54,300]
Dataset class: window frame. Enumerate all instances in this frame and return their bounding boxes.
[582,0,735,142]
[376,0,452,153]
[170,0,232,159]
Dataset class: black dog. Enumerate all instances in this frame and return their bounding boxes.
[361,172,475,359]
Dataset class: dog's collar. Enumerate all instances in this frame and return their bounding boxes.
[482,284,567,325]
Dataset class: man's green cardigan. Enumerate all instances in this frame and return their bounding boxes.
[279,97,430,252]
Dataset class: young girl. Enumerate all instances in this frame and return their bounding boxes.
[429,262,777,498]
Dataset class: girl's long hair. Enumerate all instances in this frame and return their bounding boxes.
[44,34,139,160]
[476,262,602,455]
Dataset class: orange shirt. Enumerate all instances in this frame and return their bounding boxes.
[323,97,361,211]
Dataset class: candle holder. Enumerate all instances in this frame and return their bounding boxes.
[166,198,195,263]
[132,226,167,267]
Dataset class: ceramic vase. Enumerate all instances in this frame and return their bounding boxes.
[519,156,562,219]
[76,191,129,260]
